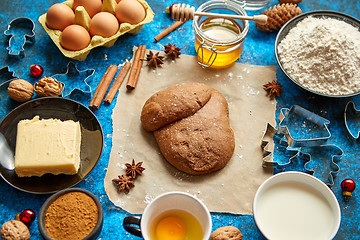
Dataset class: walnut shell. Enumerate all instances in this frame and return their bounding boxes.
[7,79,34,102]
[210,226,243,240]
[0,220,30,240]
[34,76,64,97]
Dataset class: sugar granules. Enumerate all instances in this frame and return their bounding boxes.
[278,16,360,95]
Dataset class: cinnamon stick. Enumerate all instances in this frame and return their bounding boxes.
[154,21,184,42]
[104,62,131,104]
[89,64,118,110]
[126,45,146,90]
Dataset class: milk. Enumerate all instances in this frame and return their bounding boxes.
[255,181,336,240]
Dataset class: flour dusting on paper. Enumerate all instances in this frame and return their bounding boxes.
[104,51,276,215]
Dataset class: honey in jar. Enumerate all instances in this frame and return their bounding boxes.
[193,0,249,68]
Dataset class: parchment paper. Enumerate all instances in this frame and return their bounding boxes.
[104,51,276,215]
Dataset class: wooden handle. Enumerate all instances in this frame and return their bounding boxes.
[170,3,268,25]
[252,15,268,25]
[194,12,268,25]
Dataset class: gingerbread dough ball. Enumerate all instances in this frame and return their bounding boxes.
[1,220,30,240]
[210,226,243,240]
[141,83,235,175]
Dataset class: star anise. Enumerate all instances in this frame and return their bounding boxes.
[146,51,164,68]
[125,159,145,178]
[264,80,283,97]
[112,174,134,193]
[164,43,181,59]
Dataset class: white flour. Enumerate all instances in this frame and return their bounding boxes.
[278,16,360,95]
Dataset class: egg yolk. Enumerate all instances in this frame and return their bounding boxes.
[155,216,186,240]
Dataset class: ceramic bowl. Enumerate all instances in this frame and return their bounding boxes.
[38,188,103,240]
[253,172,341,240]
[0,97,103,194]
[275,10,360,97]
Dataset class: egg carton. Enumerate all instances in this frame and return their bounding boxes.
[38,0,154,61]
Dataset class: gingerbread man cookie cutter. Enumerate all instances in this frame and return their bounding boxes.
[4,17,35,58]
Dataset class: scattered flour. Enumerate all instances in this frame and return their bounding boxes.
[278,16,360,95]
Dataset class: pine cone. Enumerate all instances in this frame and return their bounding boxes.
[256,3,302,32]
[279,0,303,4]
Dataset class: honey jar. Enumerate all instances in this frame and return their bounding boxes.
[193,0,249,68]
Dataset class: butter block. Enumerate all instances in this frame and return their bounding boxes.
[14,116,81,177]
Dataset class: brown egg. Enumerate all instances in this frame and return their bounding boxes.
[60,25,91,51]
[73,0,102,18]
[90,12,119,38]
[115,0,146,24]
[46,3,75,31]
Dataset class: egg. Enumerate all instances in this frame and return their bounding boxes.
[60,25,91,51]
[73,0,102,18]
[115,0,146,25]
[90,12,119,38]
[46,3,75,31]
[155,216,186,240]
[150,210,203,240]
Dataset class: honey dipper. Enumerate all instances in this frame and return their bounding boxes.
[166,3,268,25]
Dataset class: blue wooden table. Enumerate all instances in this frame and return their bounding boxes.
[0,0,359,239]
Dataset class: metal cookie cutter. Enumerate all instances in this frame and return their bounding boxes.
[302,144,343,187]
[52,61,94,98]
[344,101,360,141]
[261,105,332,165]
[0,66,17,85]
[4,17,35,58]
[261,105,342,186]
[278,105,331,148]
[0,66,19,122]
[261,123,302,167]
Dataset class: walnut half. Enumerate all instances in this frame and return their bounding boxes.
[34,77,64,97]
[7,79,34,102]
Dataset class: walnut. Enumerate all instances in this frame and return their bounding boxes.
[7,79,34,102]
[34,77,64,97]
[210,226,243,240]
[0,220,30,240]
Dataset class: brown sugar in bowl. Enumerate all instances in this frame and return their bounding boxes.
[38,188,103,240]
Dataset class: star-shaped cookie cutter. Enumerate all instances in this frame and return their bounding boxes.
[51,61,94,98]
[4,17,35,58]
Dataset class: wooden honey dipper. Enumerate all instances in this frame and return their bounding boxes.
[166,3,268,25]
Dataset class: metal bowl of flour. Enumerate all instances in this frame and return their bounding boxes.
[275,11,360,97]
